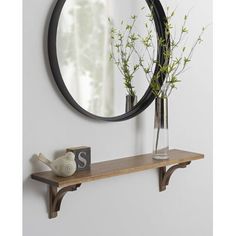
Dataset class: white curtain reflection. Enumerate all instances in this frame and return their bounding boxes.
[57,0,114,116]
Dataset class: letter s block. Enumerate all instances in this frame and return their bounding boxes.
[66,146,91,171]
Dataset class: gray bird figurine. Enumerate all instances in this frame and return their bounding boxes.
[37,152,77,177]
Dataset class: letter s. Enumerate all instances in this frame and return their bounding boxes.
[78,152,87,168]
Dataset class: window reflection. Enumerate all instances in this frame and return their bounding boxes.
[56,0,156,117]
[57,0,114,116]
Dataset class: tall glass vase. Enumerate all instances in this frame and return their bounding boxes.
[125,95,137,112]
[153,97,169,160]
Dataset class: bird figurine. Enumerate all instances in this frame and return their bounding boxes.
[37,152,77,177]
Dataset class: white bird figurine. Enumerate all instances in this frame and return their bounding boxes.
[37,152,77,177]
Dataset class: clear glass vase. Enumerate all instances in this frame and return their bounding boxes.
[153,97,169,160]
[125,95,137,112]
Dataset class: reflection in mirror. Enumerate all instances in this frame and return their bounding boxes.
[56,0,157,117]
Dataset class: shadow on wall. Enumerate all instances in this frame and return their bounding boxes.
[134,114,145,154]
[23,177,48,214]
[24,149,67,215]
[23,155,48,214]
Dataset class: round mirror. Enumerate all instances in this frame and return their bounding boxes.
[48,0,167,121]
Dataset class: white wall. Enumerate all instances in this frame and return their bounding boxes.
[23,0,212,235]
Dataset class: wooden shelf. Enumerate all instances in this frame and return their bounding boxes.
[32,149,203,187]
[31,149,204,219]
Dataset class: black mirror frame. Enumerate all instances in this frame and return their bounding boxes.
[48,0,168,122]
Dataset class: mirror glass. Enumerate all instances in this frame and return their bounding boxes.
[56,0,158,118]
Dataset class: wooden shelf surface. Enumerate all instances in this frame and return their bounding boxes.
[31,149,204,188]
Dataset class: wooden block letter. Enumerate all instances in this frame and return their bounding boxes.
[66,146,91,171]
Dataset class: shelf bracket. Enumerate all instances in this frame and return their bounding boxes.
[159,161,191,192]
[49,184,81,219]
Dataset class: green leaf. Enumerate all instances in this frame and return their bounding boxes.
[131,15,137,20]
[198,37,203,43]
[159,38,166,46]
[126,25,132,31]
[109,53,113,60]
[184,57,191,65]
[182,27,188,33]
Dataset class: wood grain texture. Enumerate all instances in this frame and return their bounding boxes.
[31,149,204,188]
